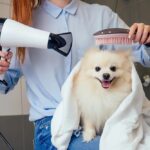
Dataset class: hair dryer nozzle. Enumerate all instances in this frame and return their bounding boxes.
[48,32,72,56]
[49,33,66,48]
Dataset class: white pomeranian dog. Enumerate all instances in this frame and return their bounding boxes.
[71,48,132,142]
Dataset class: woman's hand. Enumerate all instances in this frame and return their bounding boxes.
[0,50,13,74]
[129,23,150,44]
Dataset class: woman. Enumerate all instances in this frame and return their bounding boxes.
[0,0,150,149]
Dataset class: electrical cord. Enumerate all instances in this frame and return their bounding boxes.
[0,132,15,150]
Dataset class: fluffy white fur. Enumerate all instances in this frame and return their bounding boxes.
[71,48,132,142]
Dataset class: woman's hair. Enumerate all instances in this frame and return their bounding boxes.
[12,0,42,63]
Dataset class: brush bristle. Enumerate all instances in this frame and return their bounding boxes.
[94,34,132,45]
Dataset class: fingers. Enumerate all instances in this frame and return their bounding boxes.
[0,51,13,62]
[134,23,144,43]
[140,25,150,44]
[129,23,150,44]
[0,50,9,58]
[129,23,138,40]
[0,50,13,74]
[0,60,10,74]
[5,51,13,62]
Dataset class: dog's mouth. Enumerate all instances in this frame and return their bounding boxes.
[96,78,115,89]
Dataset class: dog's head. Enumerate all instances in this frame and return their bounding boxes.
[80,48,132,89]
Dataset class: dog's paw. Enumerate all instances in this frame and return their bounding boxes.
[83,129,96,143]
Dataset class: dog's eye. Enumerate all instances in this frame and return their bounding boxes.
[95,66,101,72]
[110,66,116,72]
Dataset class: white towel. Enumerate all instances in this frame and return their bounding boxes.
[51,61,150,150]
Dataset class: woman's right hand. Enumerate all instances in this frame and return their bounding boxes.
[0,50,13,75]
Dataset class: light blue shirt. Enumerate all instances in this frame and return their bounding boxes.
[0,0,150,121]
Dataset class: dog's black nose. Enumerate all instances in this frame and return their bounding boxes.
[103,73,110,80]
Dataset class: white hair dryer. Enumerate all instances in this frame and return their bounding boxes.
[0,18,73,85]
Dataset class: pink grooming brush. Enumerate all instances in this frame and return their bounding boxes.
[93,28,132,45]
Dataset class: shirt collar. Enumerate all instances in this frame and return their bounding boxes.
[42,0,79,18]
[64,0,79,15]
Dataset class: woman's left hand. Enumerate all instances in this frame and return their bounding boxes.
[129,23,150,44]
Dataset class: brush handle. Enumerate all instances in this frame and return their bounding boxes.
[93,28,129,36]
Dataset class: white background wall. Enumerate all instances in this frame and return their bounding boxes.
[0,0,30,116]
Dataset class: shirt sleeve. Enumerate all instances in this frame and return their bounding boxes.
[100,6,150,67]
[132,44,150,67]
[0,49,23,94]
